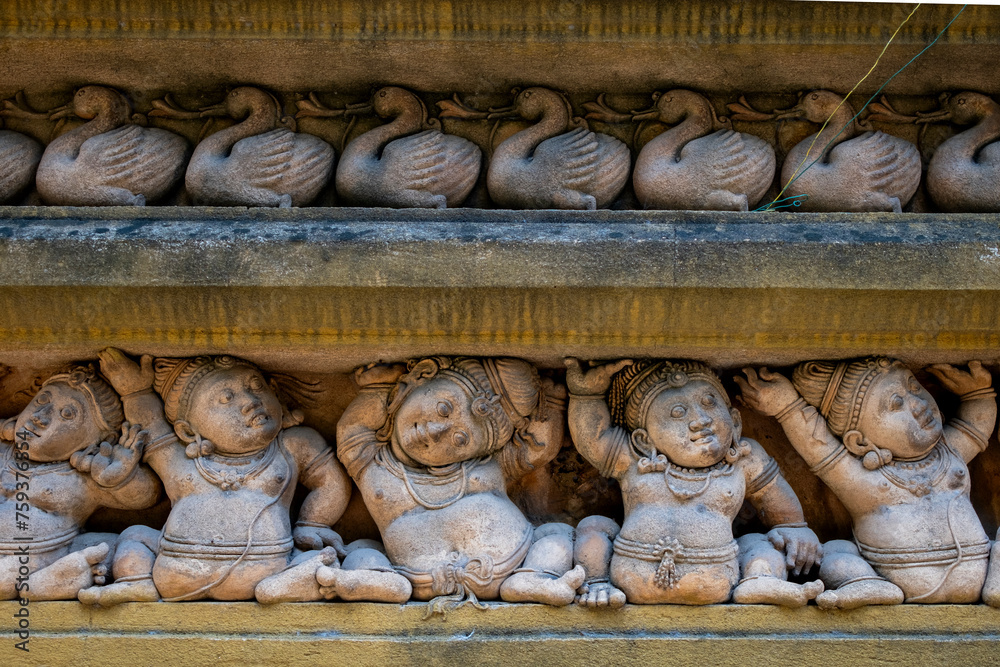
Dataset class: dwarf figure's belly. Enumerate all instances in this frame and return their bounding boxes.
[153,491,294,600]
[854,491,989,602]
[383,492,533,601]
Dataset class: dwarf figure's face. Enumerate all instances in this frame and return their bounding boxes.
[14,382,104,463]
[633,379,738,469]
[855,366,943,460]
[179,366,283,456]
[391,376,493,468]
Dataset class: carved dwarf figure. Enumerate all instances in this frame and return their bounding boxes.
[336,357,587,615]
[566,359,824,606]
[0,365,162,600]
[738,358,998,608]
[78,349,396,605]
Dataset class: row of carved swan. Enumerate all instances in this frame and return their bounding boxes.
[0,85,996,212]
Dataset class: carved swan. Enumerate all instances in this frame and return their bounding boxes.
[590,90,775,211]
[768,90,921,212]
[156,87,334,207]
[917,92,1000,213]
[0,122,42,203]
[298,87,480,208]
[34,86,189,206]
[457,87,629,210]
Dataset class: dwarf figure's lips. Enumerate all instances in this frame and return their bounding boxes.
[916,410,937,429]
[247,412,269,427]
[691,429,717,443]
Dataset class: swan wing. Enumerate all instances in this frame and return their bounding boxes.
[533,127,603,189]
[276,134,334,200]
[382,129,448,190]
[586,133,631,206]
[435,134,482,204]
[231,128,296,190]
[833,131,921,200]
[80,125,188,196]
[680,130,775,196]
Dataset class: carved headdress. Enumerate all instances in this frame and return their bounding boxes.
[380,356,543,471]
[607,359,731,432]
[607,359,747,466]
[47,364,124,441]
[792,357,903,469]
[153,355,318,427]
[792,357,901,437]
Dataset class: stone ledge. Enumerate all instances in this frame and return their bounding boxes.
[0,602,998,665]
[1,207,998,370]
[2,207,999,290]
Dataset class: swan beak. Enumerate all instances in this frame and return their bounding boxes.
[48,104,75,120]
[486,105,516,120]
[199,102,229,118]
[772,105,805,121]
[915,108,951,124]
[631,107,659,121]
[345,102,373,117]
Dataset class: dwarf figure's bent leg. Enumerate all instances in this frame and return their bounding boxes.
[574,515,626,609]
[731,533,823,607]
[814,539,904,610]
[78,525,160,606]
[315,540,412,603]
[500,522,586,606]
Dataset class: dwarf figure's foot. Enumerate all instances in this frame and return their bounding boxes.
[575,580,626,609]
[815,578,905,610]
[980,540,1000,607]
[500,523,585,606]
[316,547,411,603]
[815,540,904,610]
[78,575,160,606]
[29,543,110,601]
[255,547,339,604]
[500,565,587,606]
[732,576,824,607]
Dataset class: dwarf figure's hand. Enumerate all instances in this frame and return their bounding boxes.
[294,523,346,557]
[564,358,633,396]
[354,363,407,388]
[928,361,993,397]
[89,421,147,487]
[767,525,823,577]
[98,348,154,396]
[735,367,800,417]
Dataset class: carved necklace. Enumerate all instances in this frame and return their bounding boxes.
[879,441,949,497]
[194,439,278,491]
[377,446,487,511]
[665,459,735,500]
[2,445,71,479]
[635,450,735,500]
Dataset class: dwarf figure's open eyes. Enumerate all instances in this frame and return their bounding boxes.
[220,390,234,404]
[671,405,687,419]
[889,394,904,411]
[908,378,922,394]
[60,405,77,420]
[437,401,452,417]
[249,375,264,391]
[37,392,50,405]
[702,394,717,407]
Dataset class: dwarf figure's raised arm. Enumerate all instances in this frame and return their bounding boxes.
[928,361,997,463]
[564,358,635,480]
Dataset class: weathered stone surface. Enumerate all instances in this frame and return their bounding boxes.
[2,601,1000,665]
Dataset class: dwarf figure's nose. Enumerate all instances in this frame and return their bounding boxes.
[31,405,51,427]
[427,421,449,440]
[241,393,263,413]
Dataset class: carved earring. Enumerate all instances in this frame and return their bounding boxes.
[844,430,892,470]
[185,432,215,459]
